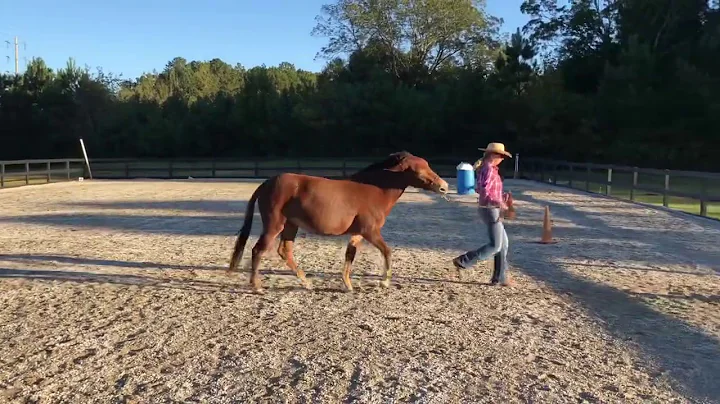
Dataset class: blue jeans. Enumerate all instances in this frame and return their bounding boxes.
[454,207,509,283]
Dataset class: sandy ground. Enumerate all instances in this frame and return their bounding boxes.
[0,178,719,404]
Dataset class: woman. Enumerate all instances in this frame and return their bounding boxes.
[452,142,513,286]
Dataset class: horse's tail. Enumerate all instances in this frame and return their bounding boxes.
[228,183,262,273]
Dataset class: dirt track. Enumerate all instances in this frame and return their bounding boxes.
[0,178,719,403]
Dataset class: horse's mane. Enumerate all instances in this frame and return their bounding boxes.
[349,151,412,180]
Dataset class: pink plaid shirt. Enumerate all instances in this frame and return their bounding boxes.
[476,163,505,208]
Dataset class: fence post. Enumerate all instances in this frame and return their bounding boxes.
[663,170,670,207]
[586,165,591,192]
[168,161,174,179]
[125,161,130,178]
[568,164,574,188]
[540,161,546,183]
[25,162,29,185]
[0,163,4,188]
[700,177,708,217]
[606,168,612,195]
[297,160,302,174]
[46,161,51,183]
[66,160,71,181]
[630,168,638,201]
[513,153,519,179]
[552,162,558,185]
[211,160,216,178]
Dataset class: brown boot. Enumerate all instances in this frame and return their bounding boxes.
[491,275,514,287]
[449,257,465,279]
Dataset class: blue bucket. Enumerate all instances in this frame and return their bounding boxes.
[456,163,475,195]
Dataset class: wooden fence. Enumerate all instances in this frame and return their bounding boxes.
[0,157,486,189]
[518,157,720,219]
[3,155,719,219]
[0,159,88,188]
[84,157,475,180]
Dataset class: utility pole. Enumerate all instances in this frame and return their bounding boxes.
[3,35,25,74]
[14,36,19,75]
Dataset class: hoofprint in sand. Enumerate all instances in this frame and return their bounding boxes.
[0,179,718,403]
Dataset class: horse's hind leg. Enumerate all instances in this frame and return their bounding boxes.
[277,223,311,290]
[342,235,363,292]
[363,230,392,288]
[251,219,285,294]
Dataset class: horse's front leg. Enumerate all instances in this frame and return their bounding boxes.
[342,235,363,292]
[363,230,392,288]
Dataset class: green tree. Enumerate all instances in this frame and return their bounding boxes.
[1,0,719,171]
[312,0,502,84]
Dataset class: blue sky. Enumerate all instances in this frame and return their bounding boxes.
[1,0,529,79]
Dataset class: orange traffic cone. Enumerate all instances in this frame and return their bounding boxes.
[539,206,556,244]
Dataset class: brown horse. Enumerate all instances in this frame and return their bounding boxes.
[227,151,450,293]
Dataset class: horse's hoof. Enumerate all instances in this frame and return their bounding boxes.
[302,282,313,290]
[344,285,354,293]
[379,279,390,288]
[253,287,265,295]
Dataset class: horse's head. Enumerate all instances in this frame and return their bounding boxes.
[351,152,449,195]
[382,151,449,196]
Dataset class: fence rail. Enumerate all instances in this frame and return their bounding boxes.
[518,157,720,219]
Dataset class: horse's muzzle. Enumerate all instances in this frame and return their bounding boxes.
[435,179,449,195]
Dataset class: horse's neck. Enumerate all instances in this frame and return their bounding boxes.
[381,187,405,204]
[350,171,408,202]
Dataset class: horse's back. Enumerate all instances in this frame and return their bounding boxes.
[272,172,373,195]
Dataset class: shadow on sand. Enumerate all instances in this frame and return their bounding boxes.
[497,183,720,402]
[1,180,719,400]
[0,253,487,291]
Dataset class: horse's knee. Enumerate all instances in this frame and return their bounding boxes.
[252,236,271,255]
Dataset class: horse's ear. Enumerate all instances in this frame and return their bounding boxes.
[396,152,415,170]
[388,151,411,161]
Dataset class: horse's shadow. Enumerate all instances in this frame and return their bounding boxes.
[0,253,490,295]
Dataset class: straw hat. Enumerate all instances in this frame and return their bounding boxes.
[478,142,512,158]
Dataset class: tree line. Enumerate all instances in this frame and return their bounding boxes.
[1,0,719,171]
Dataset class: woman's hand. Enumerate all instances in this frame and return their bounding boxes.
[501,192,516,219]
